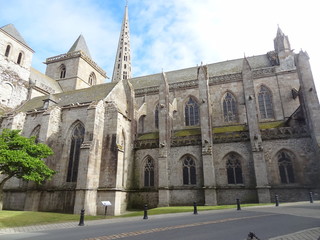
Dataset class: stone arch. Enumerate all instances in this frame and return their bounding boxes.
[183,95,200,126]
[17,51,24,65]
[66,121,85,182]
[257,84,274,119]
[4,43,12,57]
[30,125,41,143]
[274,149,296,184]
[179,154,198,185]
[59,64,67,79]
[221,91,238,123]
[141,155,156,188]
[224,152,244,185]
[88,72,96,85]
[0,82,14,105]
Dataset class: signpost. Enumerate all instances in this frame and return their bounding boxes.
[101,201,112,216]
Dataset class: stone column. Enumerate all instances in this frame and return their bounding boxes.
[74,100,105,215]
[198,65,217,205]
[242,58,270,203]
[296,51,320,156]
[158,72,171,206]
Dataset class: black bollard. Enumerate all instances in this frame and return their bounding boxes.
[309,192,314,203]
[193,201,198,215]
[143,204,148,220]
[78,209,85,226]
[236,198,241,210]
[275,194,279,207]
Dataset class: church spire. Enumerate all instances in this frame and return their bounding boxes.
[274,25,291,53]
[111,5,132,82]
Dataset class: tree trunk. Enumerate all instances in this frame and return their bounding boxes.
[0,175,13,210]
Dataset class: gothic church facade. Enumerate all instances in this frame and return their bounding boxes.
[1,6,320,216]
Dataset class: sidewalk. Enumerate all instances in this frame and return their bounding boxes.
[269,227,320,240]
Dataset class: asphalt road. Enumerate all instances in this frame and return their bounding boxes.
[3,203,320,240]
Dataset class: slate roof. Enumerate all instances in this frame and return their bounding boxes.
[130,54,272,90]
[17,81,117,112]
[0,24,31,49]
[30,67,63,93]
[68,35,92,58]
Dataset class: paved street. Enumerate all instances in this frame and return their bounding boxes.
[1,202,319,240]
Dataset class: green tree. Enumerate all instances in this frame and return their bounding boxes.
[0,129,55,210]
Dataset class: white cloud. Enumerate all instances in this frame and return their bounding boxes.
[1,0,319,95]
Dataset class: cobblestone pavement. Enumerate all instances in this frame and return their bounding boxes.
[1,202,319,239]
[268,227,320,240]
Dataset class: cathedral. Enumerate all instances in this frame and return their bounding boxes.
[1,6,320,216]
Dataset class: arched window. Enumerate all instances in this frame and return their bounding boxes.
[144,157,155,187]
[17,52,23,65]
[138,115,145,133]
[183,156,196,185]
[155,104,159,129]
[88,72,96,85]
[278,151,295,184]
[60,65,66,79]
[67,123,85,182]
[185,97,199,126]
[30,125,41,144]
[223,92,238,122]
[258,85,274,119]
[226,153,243,184]
[123,71,127,79]
[5,45,11,57]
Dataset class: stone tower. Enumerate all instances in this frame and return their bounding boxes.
[44,35,107,92]
[0,24,34,108]
[111,4,132,82]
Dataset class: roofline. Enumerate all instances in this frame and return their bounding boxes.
[0,28,35,53]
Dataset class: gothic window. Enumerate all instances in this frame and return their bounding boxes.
[185,97,199,126]
[155,104,159,129]
[60,65,66,79]
[258,85,274,119]
[88,72,96,85]
[67,123,85,182]
[144,157,155,187]
[226,154,243,184]
[183,156,196,185]
[223,92,238,122]
[119,52,121,58]
[138,115,145,133]
[278,151,295,184]
[17,52,23,65]
[5,45,11,57]
[30,125,41,144]
[123,71,127,79]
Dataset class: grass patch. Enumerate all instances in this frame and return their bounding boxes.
[259,121,285,129]
[0,211,105,228]
[213,125,247,133]
[173,128,201,137]
[137,132,159,140]
[0,203,272,228]
[121,203,271,217]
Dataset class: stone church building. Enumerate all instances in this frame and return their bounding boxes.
[1,6,320,216]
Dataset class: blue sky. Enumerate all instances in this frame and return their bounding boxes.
[1,0,319,94]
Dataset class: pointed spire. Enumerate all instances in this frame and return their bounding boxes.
[274,26,291,53]
[68,35,92,58]
[111,4,132,82]
[1,24,29,47]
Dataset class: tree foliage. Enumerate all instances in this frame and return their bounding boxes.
[0,129,55,185]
